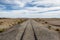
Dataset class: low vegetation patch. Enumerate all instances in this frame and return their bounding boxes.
[55,29,60,31]
[48,25,51,30]
[0,29,5,33]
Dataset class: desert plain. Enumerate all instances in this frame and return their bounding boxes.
[0,18,60,40]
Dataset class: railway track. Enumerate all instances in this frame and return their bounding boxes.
[17,20,37,40]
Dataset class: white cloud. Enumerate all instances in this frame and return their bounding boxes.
[2,0,60,8]
[0,8,60,18]
[32,0,60,7]
[25,7,60,13]
[0,0,60,18]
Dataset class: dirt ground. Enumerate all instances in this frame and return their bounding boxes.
[0,18,27,31]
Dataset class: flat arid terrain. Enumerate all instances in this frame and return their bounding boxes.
[0,18,60,40]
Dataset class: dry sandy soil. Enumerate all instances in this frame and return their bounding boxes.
[41,18,60,25]
[0,18,27,32]
[34,18,60,32]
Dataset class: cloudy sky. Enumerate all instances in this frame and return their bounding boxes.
[0,0,60,18]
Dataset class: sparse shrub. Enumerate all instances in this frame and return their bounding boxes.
[17,22,21,24]
[55,29,60,31]
[0,22,3,25]
[9,25,11,26]
[48,25,51,30]
[42,23,44,24]
[0,29,5,33]
[39,20,41,21]
[45,22,48,24]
